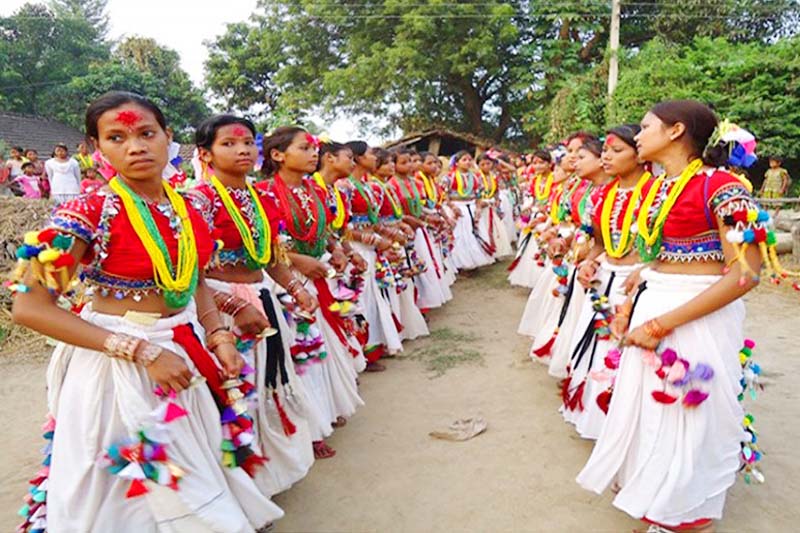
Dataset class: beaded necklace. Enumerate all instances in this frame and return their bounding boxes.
[396,176,423,217]
[534,172,554,202]
[417,171,438,203]
[636,159,703,261]
[210,175,272,269]
[454,170,476,198]
[273,174,328,258]
[370,175,404,218]
[348,175,380,224]
[478,170,497,199]
[109,177,198,308]
[312,171,346,230]
[600,172,651,259]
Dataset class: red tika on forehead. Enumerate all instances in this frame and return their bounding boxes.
[115,110,142,127]
[231,125,248,137]
[604,134,619,146]
[305,133,320,148]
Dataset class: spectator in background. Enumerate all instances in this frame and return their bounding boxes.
[5,146,28,179]
[0,152,9,196]
[760,156,792,198]
[80,166,105,194]
[12,162,43,198]
[73,141,94,171]
[24,149,48,198]
[45,143,81,203]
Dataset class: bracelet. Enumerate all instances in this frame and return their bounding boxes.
[206,329,236,352]
[643,318,672,339]
[103,333,142,362]
[136,343,163,367]
[198,307,217,324]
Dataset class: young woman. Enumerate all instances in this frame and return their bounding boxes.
[12,92,282,532]
[390,147,450,311]
[508,149,556,288]
[476,153,513,259]
[528,137,609,365]
[342,141,405,367]
[446,150,495,271]
[313,140,371,374]
[559,125,651,439]
[44,143,81,203]
[259,127,364,459]
[417,151,457,293]
[187,114,319,491]
[577,100,764,533]
[371,148,429,341]
[516,135,586,340]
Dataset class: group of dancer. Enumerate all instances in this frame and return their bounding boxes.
[10,91,516,532]
[509,99,796,532]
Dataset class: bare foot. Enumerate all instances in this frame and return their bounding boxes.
[332,416,347,428]
[366,361,387,372]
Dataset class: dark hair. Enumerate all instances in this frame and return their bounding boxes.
[261,126,306,177]
[419,151,437,162]
[25,148,38,155]
[391,146,414,161]
[345,140,369,158]
[768,155,783,163]
[318,140,351,171]
[21,162,33,170]
[373,148,392,168]
[85,91,168,140]
[580,138,604,158]
[531,149,552,163]
[648,99,723,166]
[195,114,256,150]
[12,146,23,153]
[476,153,494,164]
[53,143,69,157]
[605,124,640,150]
[565,131,594,146]
[453,150,471,163]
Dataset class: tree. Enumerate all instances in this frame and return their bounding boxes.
[0,3,109,114]
[544,36,800,159]
[49,0,109,37]
[206,0,798,144]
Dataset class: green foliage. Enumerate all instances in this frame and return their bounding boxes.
[543,35,800,158]
[0,4,207,140]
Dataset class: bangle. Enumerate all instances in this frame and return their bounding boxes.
[643,318,672,339]
[198,307,217,324]
[103,333,142,362]
[136,343,163,367]
[206,329,236,352]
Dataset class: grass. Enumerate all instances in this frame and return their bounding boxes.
[407,326,485,378]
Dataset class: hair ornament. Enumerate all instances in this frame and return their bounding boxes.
[706,119,757,168]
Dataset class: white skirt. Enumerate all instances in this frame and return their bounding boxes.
[529,265,581,366]
[388,279,429,342]
[413,227,449,309]
[517,264,558,338]
[304,278,365,421]
[450,200,495,270]
[547,269,590,379]
[498,190,518,243]
[206,278,315,495]
[350,242,403,355]
[560,262,640,439]
[508,229,545,288]
[577,269,747,526]
[477,204,513,259]
[45,304,283,532]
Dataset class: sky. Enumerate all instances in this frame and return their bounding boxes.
[2,0,382,142]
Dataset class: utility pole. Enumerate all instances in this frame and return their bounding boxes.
[608,0,620,97]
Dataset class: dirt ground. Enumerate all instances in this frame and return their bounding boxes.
[2,262,799,532]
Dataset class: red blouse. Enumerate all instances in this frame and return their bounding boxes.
[186,181,280,267]
[388,175,426,215]
[50,187,214,297]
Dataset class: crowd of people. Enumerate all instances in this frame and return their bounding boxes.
[6,90,791,533]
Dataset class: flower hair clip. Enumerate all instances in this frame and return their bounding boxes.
[705,119,758,168]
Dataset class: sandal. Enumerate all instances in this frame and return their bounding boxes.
[313,440,336,459]
[332,416,347,428]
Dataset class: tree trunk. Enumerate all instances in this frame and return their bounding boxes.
[456,76,485,136]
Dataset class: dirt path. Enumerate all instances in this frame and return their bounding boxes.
[2,263,799,532]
